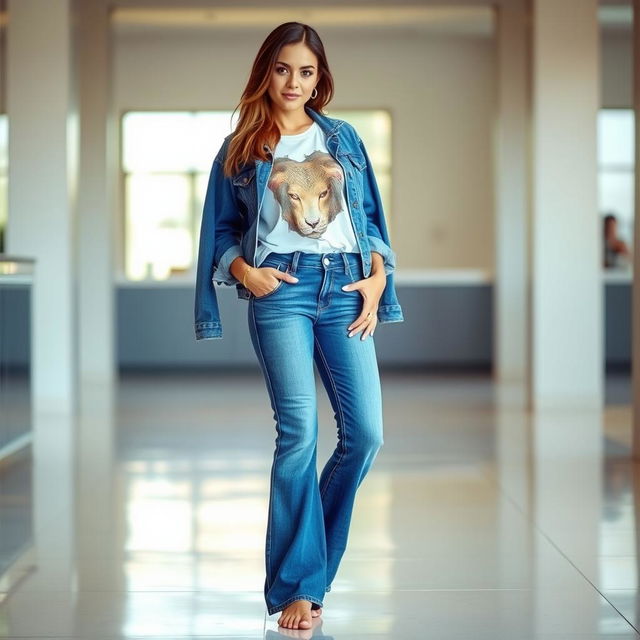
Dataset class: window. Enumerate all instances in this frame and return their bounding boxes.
[121,110,392,281]
[121,111,236,281]
[329,108,392,232]
[597,109,635,261]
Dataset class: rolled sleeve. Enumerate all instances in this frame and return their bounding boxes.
[356,134,398,277]
[368,235,396,275]
[213,243,243,286]
[195,322,223,341]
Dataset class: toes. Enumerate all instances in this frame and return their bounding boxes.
[277,601,316,629]
[277,614,288,628]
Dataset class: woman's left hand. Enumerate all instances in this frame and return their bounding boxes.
[341,253,387,340]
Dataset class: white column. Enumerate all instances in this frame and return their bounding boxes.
[7,0,78,415]
[529,0,602,409]
[0,2,5,114]
[494,0,529,393]
[76,0,116,401]
[7,0,78,604]
[633,0,640,456]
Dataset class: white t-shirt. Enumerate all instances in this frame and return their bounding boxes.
[255,121,360,267]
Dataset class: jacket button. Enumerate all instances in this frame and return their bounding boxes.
[353,202,358,208]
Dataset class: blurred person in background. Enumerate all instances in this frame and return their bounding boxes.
[603,212,632,268]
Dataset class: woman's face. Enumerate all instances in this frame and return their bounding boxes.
[267,42,319,113]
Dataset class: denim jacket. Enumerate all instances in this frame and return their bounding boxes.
[194,105,404,340]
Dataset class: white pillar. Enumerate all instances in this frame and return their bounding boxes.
[0,2,5,115]
[632,0,640,456]
[7,0,78,602]
[529,0,602,409]
[494,0,529,393]
[76,0,116,402]
[7,0,78,415]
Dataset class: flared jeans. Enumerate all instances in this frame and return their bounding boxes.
[247,250,384,616]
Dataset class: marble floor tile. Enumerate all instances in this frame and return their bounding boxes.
[0,371,637,639]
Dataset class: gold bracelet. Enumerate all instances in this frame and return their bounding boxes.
[242,265,254,287]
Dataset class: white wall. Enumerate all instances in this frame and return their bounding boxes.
[113,28,496,270]
[112,25,632,272]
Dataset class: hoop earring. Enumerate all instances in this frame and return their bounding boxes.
[310,87,318,100]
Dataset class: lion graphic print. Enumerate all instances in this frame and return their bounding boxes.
[255,121,359,268]
[269,150,344,239]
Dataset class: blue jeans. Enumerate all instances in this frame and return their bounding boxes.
[247,250,384,616]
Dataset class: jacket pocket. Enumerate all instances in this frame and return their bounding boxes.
[232,166,256,186]
[232,166,256,221]
[345,152,367,172]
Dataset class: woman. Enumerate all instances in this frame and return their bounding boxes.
[603,213,631,268]
[194,21,404,630]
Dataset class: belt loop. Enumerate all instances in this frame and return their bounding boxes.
[291,251,301,274]
[340,252,348,271]
[341,252,353,280]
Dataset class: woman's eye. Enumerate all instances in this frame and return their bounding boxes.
[275,67,313,77]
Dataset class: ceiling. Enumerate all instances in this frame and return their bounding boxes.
[110,5,495,36]
[110,3,634,37]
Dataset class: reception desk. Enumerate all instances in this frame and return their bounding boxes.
[115,268,632,371]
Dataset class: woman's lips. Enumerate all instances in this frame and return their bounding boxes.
[283,93,300,100]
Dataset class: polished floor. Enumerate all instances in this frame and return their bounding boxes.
[0,368,639,638]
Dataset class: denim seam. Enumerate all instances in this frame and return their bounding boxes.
[268,593,324,616]
[250,300,280,592]
[313,335,348,500]
[345,259,355,283]
[317,269,334,312]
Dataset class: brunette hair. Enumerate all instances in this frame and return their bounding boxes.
[222,22,334,177]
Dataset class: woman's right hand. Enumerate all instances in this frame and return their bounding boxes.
[245,266,299,298]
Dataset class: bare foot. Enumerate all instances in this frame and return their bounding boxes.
[311,606,323,617]
[277,599,313,629]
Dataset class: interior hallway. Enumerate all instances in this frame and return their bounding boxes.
[1,369,638,638]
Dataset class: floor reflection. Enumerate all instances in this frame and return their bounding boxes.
[0,370,638,638]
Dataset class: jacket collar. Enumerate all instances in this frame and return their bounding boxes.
[262,106,343,156]
[304,105,344,138]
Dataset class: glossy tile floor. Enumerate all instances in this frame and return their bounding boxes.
[0,368,639,639]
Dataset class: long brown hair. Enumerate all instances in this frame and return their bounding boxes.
[222,22,334,177]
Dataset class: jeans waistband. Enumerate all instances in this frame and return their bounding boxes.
[264,251,361,274]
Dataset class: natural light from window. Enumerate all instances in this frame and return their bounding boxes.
[598,108,635,268]
[121,110,391,282]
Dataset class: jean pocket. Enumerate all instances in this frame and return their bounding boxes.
[260,256,282,270]
[253,264,288,300]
